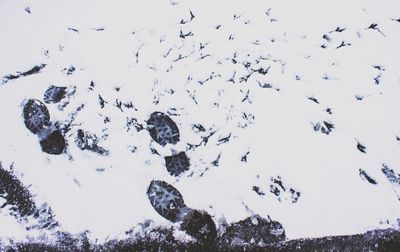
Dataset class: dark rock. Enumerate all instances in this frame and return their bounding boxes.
[219,215,285,248]
[40,130,65,155]
[147,112,180,146]
[147,180,187,222]
[164,152,190,176]
[181,209,217,246]
[23,99,51,134]
[44,85,67,103]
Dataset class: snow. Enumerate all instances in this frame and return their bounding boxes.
[1,0,400,245]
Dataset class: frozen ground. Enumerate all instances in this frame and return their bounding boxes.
[1,0,400,250]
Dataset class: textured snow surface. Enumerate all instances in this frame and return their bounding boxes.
[1,0,400,247]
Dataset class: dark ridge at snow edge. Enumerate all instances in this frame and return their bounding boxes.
[0,162,58,230]
[2,227,400,251]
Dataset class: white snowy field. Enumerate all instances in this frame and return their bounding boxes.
[1,0,400,245]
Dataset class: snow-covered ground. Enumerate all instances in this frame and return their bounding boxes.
[1,0,400,247]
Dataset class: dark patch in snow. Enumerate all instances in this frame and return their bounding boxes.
[192,124,206,133]
[330,27,346,33]
[374,73,382,85]
[381,164,400,201]
[270,176,300,203]
[323,34,332,42]
[126,117,144,132]
[239,72,253,83]
[93,27,105,31]
[114,99,123,112]
[373,65,385,71]
[258,81,272,88]
[62,65,76,75]
[68,27,79,33]
[312,121,335,135]
[357,141,367,153]
[253,66,270,75]
[308,96,319,104]
[173,54,189,62]
[180,10,195,24]
[75,129,109,156]
[355,95,364,101]
[217,133,232,145]
[359,169,378,185]
[198,72,221,85]
[211,153,221,167]
[179,29,194,39]
[150,147,160,155]
[366,23,386,36]
[321,121,335,135]
[98,95,107,109]
[57,103,84,134]
[89,81,95,91]
[187,129,217,150]
[241,90,252,103]
[123,101,136,110]
[241,151,250,163]
[336,41,351,49]
[1,64,46,84]
[253,186,265,196]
